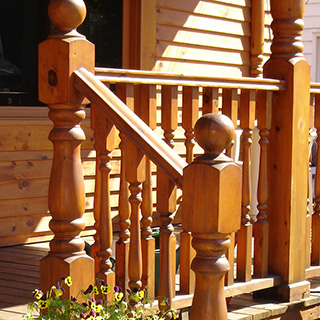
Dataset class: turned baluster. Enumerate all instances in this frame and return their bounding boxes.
[312,94,320,265]
[126,141,146,302]
[250,0,265,77]
[182,86,199,164]
[38,0,95,296]
[161,85,194,299]
[115,83,134,290]
[90,105,102,274]
[161,85,178,148]
[237,89,255,282]
[221,88,238,285]
[221,88,238,159]
[158,85,179,307]
[306,95,315,269]
[157,168,177,312]
[183,113,241,320]
[137,84,157,296]
[254,90,271,277]
[203,87,219,115]
[94,106,117,296]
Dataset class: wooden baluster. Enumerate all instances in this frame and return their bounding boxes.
[237,89,255,282]
[161,85,194,298]
[254,90,271,278]
[263,0,310,301]
[90,83,112,275]
[126,141,146,301]
[94,106,117,296]
[182,86,199,164]
[161,85,178,148]
[137,84,157,297]
[203,87,219,115]
[157,168,177,312]
[306,95,315,269]
[221,88,238,286]
[250,0,265,77]
[221,88,238,159]
[312,94,320,265]
[116,83,134,290]
[38,0,95,296]
[183,113,241,320]
[90,105,102,274]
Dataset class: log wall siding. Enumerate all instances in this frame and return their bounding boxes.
[154,0,252,76]
[0,107,97,247]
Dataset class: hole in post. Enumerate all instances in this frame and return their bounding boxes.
[48,70,58,86]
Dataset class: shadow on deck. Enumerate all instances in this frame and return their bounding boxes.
[1,242,320,320]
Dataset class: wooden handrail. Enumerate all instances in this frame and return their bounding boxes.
[95,67,287,91]
[73,67,187,188]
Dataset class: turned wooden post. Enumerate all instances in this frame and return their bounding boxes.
[38,0,95,296]
[263,0,311,301]
[250,0,265,77]
[183,113,241,320]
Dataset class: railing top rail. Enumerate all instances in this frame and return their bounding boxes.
[95,67,287,91]
[310,82,320,94]
[74,67,187,187]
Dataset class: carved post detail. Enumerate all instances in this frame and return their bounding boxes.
[264,0,311,301]
[38,0,95,296]
[183,113,241,320]
[116,83,134,290]
[250,0,265,77]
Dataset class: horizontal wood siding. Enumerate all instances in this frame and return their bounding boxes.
[0,107,97,247]
[302,0,320,81]
[154,0,252,76]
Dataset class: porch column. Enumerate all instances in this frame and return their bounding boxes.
[38,0,95,296]
[263,0,310,301]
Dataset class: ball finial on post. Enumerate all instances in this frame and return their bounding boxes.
[48,0,86,37]
[194,113,235,155]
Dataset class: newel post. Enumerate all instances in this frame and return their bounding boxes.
[182,114,241,320]
[38,0,95,296]
[263,0,310,301]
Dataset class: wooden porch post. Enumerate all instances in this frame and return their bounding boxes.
[38,0,95,296]
[183,113,241,320]
[263,0,311,301]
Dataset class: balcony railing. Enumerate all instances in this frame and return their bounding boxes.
[38,0,313,318]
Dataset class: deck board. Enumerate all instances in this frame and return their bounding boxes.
[2,242,320,320]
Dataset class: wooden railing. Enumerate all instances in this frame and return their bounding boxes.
[74,66,287,315]
[38,0,313,318]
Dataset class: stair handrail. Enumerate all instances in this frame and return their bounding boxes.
[73,67,187,188]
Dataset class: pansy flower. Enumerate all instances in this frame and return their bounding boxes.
[53,281,65,298]
[64,276,72,287]
[32,289,43,300]
[92,286,99,295]
[100,284,111,295]
[38,298,48,310]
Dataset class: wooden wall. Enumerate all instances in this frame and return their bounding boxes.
[302,0,320,81]
[154,0,252,76]
[123,0,273,76]
[0,107,96,247]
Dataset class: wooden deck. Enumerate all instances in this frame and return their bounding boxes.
[1,241,320,320]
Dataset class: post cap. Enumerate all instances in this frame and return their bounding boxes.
[194,113,234,154]
[48,0,86,35]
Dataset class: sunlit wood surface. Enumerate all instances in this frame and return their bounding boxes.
[2,241,320,320]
